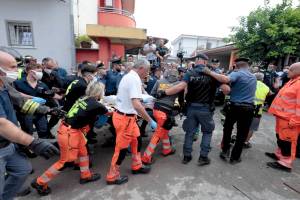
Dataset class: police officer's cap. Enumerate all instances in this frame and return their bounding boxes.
[234,58,250,63]
[189,53,209,61]
[178,67,187,73]
[211,58,219,63]
[81,63,97,74]
[111,57,122,65]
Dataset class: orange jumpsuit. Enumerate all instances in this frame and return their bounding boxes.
[269,76,300,169]
[37,122,91,186]
[142,109,173,164]
[106,111,142,182]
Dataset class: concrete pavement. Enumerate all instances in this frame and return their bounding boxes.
[18,108,300,200]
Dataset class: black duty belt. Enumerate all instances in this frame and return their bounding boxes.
[231,102,254,107]
[116,110,136,117]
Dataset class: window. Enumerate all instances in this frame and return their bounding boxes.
[206,42,212,49]
[105,0,113,7]
[6,21,34,47]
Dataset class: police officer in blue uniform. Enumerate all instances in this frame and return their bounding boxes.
[105,58,122,96]
[157,53,230,165]
[207,58,256,164]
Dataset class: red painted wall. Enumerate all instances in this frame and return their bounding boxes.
[111,44,125,58]
[76,49,99,64]
[98,13,136,27]
[98,37,111,65]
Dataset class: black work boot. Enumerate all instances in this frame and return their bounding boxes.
[16,187,31,197]
[106,176,129,185]
[198,156,211,166]
[265,152,279,160]
[219,151,230,161]
[182,155,192,164]
[80,173,101,184]
[132,165,151,174]
[267,162,291,172]
[229,158,242,165]
[31,179,51,196]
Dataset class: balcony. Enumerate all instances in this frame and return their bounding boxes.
[98,7,136,28]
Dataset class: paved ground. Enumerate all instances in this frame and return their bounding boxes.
[18,108,300,200]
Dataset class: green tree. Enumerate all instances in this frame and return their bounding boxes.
[230,0,300,67]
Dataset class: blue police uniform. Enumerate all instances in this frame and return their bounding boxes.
[146,75,158,94]
[182,64,220,160]
[105,70,122,96]
[0,85,32,200]
[221,67,256,162]
[13,79,50,138]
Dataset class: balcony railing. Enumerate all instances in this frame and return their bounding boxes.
[98,7,135,20]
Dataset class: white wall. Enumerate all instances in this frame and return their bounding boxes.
[172,36,226,57]
[73,0,97,36]
[0,0,75,71]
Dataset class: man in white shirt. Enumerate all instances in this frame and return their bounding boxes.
[143,37,157,65]
[106,59,157,185]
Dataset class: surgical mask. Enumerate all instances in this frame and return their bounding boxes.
[0,66,18,80]
[44,69,52,74]
[33,71,43,80]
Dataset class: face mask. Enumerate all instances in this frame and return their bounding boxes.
[44,69,52,74]
[116,68,121,73]
[0,66,18,80]
[33,71,43,81]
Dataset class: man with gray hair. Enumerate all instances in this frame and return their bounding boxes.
[106,59,157,185]
[244,72,271,148]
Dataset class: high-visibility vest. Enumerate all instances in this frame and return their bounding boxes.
[17,68,24,80]
[254,81,270,115]
[269,76,300,126]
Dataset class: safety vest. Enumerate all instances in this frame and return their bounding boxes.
[254,81,270,115]
[17,68,24,80]
[269,76,300,126]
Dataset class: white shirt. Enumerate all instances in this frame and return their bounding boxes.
[116,70,142,114]
[143,43,157,61]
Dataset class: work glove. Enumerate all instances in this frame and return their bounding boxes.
[156,90,167,99]
[28,139,60,159]
[150,119,157,130]
[32,97,46,104]
[49,107,66,118]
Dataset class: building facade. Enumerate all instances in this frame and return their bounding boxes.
[171,34,226,58]
[84,0,147,65]
[0,0,75,71]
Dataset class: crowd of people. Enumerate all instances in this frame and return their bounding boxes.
[0,39,300,199]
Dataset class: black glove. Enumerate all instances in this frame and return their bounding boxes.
[156,90,167,99]
[49,107,66,118]
[29,139,60,159]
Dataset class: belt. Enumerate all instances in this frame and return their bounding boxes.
[189,103,210,107]
[231,102,254,107]
[116,110,136,117]
[61,121,73,129]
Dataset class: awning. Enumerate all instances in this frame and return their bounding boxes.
[86,24,147,48]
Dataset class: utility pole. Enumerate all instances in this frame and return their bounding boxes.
[77,0,80,36]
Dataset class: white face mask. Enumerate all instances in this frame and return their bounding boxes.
[33,70,43,81]
[44,69,52,74]
[0,66,18,80]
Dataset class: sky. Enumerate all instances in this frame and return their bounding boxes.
[135,0,299,43]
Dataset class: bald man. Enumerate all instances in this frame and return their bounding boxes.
[0,51,59,200]
[266,62,300,172]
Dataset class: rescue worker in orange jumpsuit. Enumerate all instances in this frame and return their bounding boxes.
[106,59,157,185]
[31,82,108,196]
[266,62,300,172]
[142,69,179,164]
